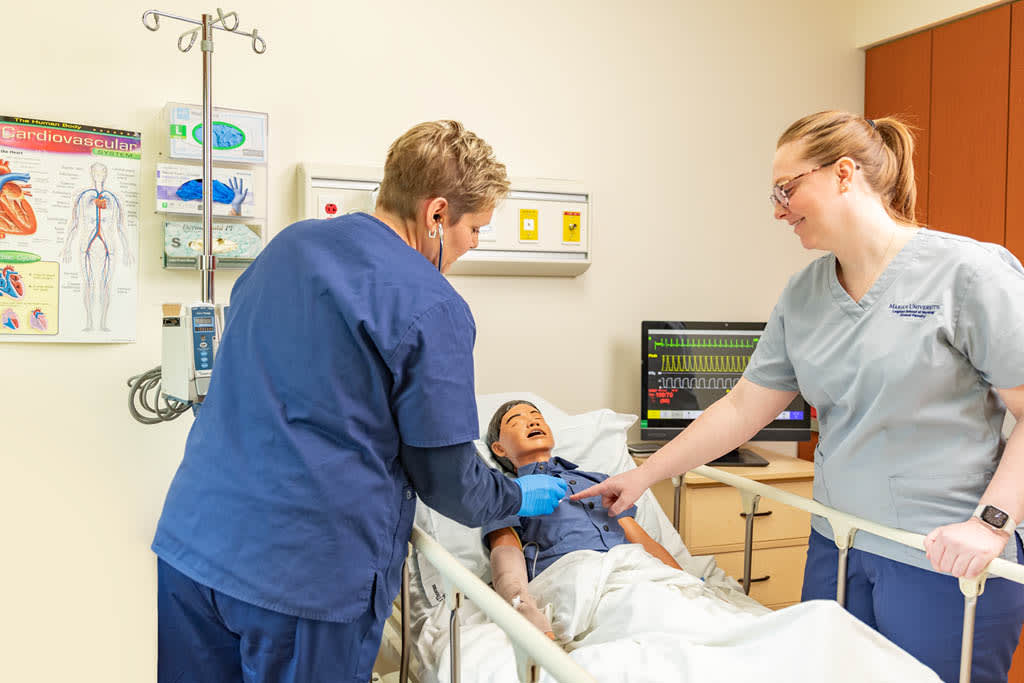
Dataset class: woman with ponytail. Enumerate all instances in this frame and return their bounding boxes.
[576,111,1024,682]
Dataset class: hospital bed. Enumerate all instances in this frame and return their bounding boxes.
[375,393,1024,683]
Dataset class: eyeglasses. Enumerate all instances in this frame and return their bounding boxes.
[770,158,841,209]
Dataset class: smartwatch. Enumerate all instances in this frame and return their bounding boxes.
[973,504,1017,532]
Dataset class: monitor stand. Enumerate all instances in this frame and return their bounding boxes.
[627,443,770,466]
[709,447,769,467]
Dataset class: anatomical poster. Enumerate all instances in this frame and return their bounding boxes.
[0,115,140,343]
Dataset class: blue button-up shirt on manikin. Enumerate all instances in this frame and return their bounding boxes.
[482,457,637,580]
[151,212,521,623]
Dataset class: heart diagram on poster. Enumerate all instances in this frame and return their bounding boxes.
[0,159,36,238]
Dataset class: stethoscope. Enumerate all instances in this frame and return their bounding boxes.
[431,215,445,272]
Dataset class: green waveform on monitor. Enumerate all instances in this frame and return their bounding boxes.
[660,354,750,373]
[653,337,757,350]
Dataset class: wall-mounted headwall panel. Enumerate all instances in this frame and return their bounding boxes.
[297,164,591,276]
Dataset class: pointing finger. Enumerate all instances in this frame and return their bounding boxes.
[571,483,604,501]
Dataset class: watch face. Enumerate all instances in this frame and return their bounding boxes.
[981,505,1009,528]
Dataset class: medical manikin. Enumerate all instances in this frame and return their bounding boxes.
[483,401,682,638]
[60,162,134,331]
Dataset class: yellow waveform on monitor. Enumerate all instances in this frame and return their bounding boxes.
[660,354,749,373]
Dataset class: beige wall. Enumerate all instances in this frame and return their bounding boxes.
[2,1,861,680]
[854,0,1007,46]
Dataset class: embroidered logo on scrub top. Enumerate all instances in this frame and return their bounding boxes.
[888,303,941,319]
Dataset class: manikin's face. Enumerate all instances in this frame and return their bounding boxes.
[492,403,556,470]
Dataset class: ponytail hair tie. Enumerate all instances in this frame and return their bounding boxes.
[866,118,876,129]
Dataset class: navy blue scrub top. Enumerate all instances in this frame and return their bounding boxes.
[482,457,637,580]
[153,213,520,622]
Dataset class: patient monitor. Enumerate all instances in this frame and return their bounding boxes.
[638,320,811,466]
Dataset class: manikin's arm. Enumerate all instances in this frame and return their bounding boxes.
[618,517,682,570]
[487,527,555,639]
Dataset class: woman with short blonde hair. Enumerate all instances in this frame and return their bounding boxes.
[152,120,567,683]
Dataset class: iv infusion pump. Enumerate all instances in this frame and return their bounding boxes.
[161,302,225,404]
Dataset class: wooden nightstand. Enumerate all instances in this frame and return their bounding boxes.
[639,448,814,610]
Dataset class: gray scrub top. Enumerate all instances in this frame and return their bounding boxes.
[744,228,1024,571]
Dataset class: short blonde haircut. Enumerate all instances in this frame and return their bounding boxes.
[377,120,510,222]
[778,111,918,225]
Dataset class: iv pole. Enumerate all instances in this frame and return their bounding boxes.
[127,9,265,425]
[141,8,266,304]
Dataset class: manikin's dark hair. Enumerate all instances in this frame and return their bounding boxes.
[485,399,540,474]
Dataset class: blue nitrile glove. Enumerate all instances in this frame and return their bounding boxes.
[175,178,235,204]
[228,176,248,215]
[515,475,568,516]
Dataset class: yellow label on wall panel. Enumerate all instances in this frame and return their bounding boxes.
[519,209,539,242]
[562,211,581,243]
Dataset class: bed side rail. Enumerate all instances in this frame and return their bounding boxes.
[405,525,597,683]
[688,463,1024,683]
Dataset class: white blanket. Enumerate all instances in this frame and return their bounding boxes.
[425,545,940,683]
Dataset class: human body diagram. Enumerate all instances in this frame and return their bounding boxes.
[60,163,134,332]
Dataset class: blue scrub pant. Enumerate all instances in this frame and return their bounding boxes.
[158,559,386,683]
[802,529,1024,683]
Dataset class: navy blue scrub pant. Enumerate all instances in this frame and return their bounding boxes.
[158,559,387,683]
[802,529,1024,683]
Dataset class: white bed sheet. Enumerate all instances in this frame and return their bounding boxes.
[425,545,940,683]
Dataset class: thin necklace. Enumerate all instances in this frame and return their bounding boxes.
[840,227,898,300]
[870,227,898,287]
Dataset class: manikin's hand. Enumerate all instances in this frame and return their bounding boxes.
[228,176,248,216]
[571,467,651,517]
[924,518,1012,579]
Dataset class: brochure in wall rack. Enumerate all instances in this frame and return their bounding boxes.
[165,102,268,164]
[163,220,263,269]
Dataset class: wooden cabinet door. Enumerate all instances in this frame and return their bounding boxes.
[1011,623,1024,683]
[1009,7,1024,673]
[929,5,1011,244]
[1006,2,1024,261]
[1002,4,1022,674]
[865,31,932,225]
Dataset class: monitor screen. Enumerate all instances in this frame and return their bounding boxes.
[641,321,810,442]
